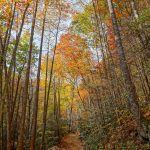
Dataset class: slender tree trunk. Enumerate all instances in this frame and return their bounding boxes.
[40,13,61,150]
[40,50,49,150]
[12,87,22,149]
[4,4,29,149]
[107,0,148,139]
[0,4,16,150]
[3,2,16,67]
[27,82,33,142]
[30,5,46,150]
[17,1,38,149]
[56,90,60,140]
[7,3,29,77]
[0,36,3,150]
[53,78,57,116]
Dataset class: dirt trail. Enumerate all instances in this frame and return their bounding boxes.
[48,133,84,150]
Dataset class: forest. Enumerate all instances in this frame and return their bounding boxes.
[0,0,150,149]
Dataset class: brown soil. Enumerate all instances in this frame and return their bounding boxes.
[48,133,84,150]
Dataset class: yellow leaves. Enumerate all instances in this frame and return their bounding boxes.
[39,78,45,88]
[0,1,12,31]
[0,0,32,34]
[54,54,65,79]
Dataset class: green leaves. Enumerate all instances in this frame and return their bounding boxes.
[129,8,150,33]
[7,33,38,73]
[71,4,94,35]
[138,8,150,25]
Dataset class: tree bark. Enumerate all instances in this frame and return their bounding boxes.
[107,0,149,139]
[40,12,61,150]
[30,4,46,150]
[17,1,38,149]
[40,50,49,150]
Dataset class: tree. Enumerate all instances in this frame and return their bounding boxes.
[17,0,39,149]
[107,0,149,139]
[30,1,47,149]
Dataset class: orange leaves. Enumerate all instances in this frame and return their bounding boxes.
[57,33,87,58]
[56,33,91,77]
[106,19,116,50]
[0,1,12,31]
[112,0,131,19]
[79,89,88,99]
[57,34,87,51]
[0,0,31,34]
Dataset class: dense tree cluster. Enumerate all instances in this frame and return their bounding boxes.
[0,0,150,149]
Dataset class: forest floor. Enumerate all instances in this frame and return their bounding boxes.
[48,133,84,150]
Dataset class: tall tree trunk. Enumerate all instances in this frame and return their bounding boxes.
[30,5,46,150]
[40,13,61,150]
[12,87,22,149]
[0,37,3,150]
[107,0,149,139]
[3,2,16,67]
[5,4,29,149]
[17,1,39,149]
[40,50,49,150]
[7,3,29,77]
[0,3,16,149]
